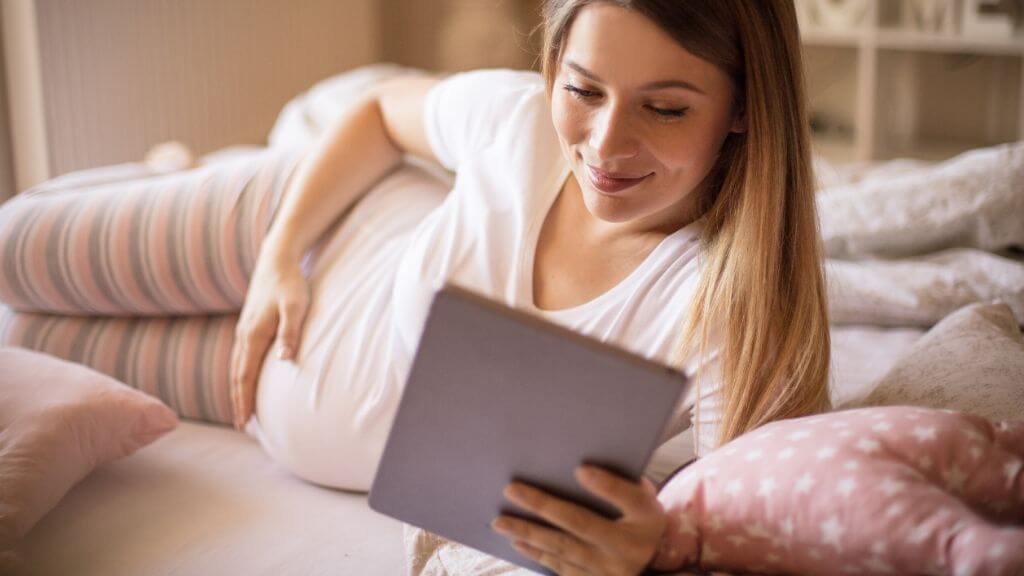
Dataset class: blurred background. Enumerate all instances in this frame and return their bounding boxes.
[1,0,1021,201]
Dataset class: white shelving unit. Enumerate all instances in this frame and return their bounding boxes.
[800,0,1024,164]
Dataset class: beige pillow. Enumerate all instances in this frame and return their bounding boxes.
[0,347,178,569]
[849,302,1024,421]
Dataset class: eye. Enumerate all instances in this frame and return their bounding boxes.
[647,105,689,119]
[562,83,600,101]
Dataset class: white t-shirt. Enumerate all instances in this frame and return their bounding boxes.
[252,69,723,491]
[395,68,723,453]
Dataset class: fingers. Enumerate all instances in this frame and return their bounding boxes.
[575,466,659,518]
[502,482,614,546]
[275,289,310,361]
[511,539,592,576]
[492,516,594,574]
[230,319,275,430]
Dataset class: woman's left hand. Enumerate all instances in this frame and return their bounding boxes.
[491,465,667,576]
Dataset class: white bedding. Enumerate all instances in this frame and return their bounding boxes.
[21,421,406,576]
[19,325,922,576]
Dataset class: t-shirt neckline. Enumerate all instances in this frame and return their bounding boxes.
[520,156,704,318]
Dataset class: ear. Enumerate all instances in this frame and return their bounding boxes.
[730,109,747,134]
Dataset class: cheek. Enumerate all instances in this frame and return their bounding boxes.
[551,95,588,146]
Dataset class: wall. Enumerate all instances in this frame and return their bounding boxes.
[28,0,377,181]
[0,8,14,202]
[382,0,543,73]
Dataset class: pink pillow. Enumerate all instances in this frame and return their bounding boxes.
[652,406,1024,575]
[0,347,178,563]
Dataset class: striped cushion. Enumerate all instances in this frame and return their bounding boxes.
[0,146,307,316]
[0,305,235,424]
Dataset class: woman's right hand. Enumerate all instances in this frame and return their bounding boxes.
[230,247,311,430]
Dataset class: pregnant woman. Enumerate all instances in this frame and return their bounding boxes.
[0,1,829,572]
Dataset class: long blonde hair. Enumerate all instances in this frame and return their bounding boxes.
[539,0,831,446]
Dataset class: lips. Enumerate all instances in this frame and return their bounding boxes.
[586,165,650,194]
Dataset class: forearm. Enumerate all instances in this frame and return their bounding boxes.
[262,96,403,263]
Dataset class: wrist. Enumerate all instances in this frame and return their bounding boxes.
[260,229,304,267]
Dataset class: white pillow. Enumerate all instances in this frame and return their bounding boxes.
[827,248,1024,327]
[846,301,1024,421]
[818,141,1024,259]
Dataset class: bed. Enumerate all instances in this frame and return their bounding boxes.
[5,65,1023,575]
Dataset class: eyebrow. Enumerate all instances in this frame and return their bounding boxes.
[564,59,707,96]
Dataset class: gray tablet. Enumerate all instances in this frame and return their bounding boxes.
[368,283,689,575]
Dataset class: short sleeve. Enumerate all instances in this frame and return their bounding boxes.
[423,68,545,172]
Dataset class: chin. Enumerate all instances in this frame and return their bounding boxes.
[580,189,639,224]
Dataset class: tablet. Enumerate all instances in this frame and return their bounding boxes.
[368,283,689,574]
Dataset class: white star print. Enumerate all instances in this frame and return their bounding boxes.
[758,477,777,498]
[829,420,850,429]
[907,524,930,544]
[707,514,724,532]
[988,544,1006,559]
[725,479,743,496]
[844,461,860,471]
[674,514,698,537]
[942,465,967,493]
[963,428,985,442]
[702,542,720,563]
[913,426,937,442]
[855,438,881,454]
[821,516,844,550]
[726,534,748,547]
[871,421,893,432]
[795,473,816,493]
[884,502,906,518]
[704,466,720,478]
[745,448,765,461]
[787,429,812,441]
[870,541,888,555]
[777,447,796,460]
[838,429,854,438]
[745,522,771,540]
[880,478,905,496]
[781,517,795,538]
[816,446,837,460]
[837,477,857,498]
[1005,459,1021,483]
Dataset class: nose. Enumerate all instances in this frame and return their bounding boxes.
[588,102,638,162]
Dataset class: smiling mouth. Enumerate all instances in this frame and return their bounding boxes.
[586,165,651,194]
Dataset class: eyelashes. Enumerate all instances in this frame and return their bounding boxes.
[560,84,689,120]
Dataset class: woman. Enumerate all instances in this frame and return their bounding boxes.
[230,0,829,572]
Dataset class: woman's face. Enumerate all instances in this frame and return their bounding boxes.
[550,3,744,233]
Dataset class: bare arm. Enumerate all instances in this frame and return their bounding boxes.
[262,74,441,263]
[230,74,441,429]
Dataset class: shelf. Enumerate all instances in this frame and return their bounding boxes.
[803,26,1024,56]
[801,26,867,48]
[876,29,1024,56]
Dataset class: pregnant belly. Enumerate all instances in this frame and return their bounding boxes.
[248,162,451,491]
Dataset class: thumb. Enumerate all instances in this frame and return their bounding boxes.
[276,290,310,360]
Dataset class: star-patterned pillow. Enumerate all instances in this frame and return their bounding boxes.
[650,406,1024,575]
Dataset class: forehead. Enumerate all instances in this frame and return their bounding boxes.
[560,3,724,91]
